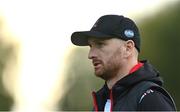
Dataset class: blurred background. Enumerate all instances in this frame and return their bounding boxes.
[0,0,180,111]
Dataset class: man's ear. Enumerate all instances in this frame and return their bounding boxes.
[124,40,135,57]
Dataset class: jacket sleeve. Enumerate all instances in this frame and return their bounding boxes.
[137,89,176,111]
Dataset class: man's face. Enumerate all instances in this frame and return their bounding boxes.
[88,37,127,80]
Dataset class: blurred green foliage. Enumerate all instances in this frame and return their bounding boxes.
[0,20,14,110]
[60,2,180,110]
[0,42,14,110]
[139,2,180,110]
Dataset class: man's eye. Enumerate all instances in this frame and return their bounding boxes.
[96,42,105,47]
[96,42,103,46]
[97,42,104,45]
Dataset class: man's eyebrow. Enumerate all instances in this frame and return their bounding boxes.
[88,38,107,45]
[93,39,106,42]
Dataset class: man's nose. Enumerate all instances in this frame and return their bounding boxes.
[88,47,97,59]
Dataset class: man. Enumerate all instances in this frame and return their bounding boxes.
[71,15,176,111]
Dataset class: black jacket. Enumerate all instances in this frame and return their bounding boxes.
[92,60,176,111]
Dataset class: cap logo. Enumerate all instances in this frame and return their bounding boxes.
[124,29,134,38]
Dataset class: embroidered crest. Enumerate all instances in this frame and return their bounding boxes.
[124,29,134,38]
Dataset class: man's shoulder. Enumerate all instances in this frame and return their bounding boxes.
[137,89,176,111]
[132,81,176,110]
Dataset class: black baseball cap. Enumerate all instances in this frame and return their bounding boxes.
[71,15,141,52]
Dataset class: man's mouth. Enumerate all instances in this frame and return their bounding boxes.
[92,60,102,69]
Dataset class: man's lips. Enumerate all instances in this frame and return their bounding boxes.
[92,60,102,69]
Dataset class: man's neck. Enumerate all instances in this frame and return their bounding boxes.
[106,59,138,89]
